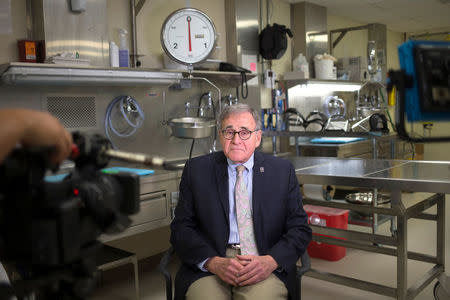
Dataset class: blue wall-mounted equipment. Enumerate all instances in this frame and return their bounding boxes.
[388,40,450,142]
[397,40,450,122]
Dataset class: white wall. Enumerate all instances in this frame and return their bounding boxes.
[327,14,368,60]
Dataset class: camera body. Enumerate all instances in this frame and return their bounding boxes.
[0,133,140,298]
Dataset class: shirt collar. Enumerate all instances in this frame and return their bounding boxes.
[227,153,254,172]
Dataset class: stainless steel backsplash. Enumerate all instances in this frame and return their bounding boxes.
[28,0,109,66]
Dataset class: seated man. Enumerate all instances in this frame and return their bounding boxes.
[171,103,312,300]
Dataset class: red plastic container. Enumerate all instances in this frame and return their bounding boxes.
[304,204,349,261]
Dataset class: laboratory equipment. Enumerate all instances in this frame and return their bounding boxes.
[388,40,450,142]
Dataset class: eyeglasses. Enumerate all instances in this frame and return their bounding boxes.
[221,128,259,140]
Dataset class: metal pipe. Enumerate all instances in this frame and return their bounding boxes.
[186,75,222,114]
[259,0,265,87]
[130,0,138,67]
[26,0,33,39]
[184,75,222,152]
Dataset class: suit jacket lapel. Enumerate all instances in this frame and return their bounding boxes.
[214,152,230,226]
[252,152,265,230]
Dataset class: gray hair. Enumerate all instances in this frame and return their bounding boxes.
[218,103,261,131]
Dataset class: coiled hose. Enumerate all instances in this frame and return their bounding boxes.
[104,95,145,149]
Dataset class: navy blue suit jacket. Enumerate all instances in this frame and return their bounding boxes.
[170,151,312,299]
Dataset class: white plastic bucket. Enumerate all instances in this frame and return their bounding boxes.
[314,59,334,79]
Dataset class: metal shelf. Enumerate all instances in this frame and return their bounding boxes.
[262,130,388,138]
[283,78,362,90]
[0,62,182,86]
[0,63,256,88]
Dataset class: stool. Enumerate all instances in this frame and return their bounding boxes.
[96,245,140,300]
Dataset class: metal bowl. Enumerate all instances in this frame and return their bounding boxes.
[168,117,216,139]
[345,192,390,205]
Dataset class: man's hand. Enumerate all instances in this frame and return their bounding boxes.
[20,110,72,164]
[205,256,245,286]
[234,254,278,286]
[0,109,72,164]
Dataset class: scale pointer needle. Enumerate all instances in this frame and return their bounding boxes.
[187,16,192,52]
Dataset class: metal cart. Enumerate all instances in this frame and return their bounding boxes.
[288,156,448,300]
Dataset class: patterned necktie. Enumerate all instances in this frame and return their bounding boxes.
[235,165,258,255]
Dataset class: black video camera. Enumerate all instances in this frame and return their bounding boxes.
[0,133,140,299]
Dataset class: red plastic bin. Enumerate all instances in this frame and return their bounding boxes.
[304,204,349,261]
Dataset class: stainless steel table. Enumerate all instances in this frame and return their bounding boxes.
[287,156,448,300]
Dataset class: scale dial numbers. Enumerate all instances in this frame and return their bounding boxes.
[161,8,217,65]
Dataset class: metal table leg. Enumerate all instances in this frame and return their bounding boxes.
[132,255,140,300]
[97,245,140,300]
[392,189,407,300]
[436,195,445,272]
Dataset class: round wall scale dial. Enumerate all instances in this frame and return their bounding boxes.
[161,8,217,66]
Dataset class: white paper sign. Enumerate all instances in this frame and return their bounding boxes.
[241,54,258,86]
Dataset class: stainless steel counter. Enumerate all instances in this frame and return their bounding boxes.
[286,156,448,300]
[290,156,450,193]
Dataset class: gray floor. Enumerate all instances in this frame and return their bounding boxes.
[90,206,444,300]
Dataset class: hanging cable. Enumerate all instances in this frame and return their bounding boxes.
[104,95,145,149]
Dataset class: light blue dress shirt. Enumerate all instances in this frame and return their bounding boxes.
[197,154,255,271]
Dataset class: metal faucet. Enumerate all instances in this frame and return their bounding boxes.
[222,94,238,106]
[185,102,191,116]
[206,91,213,107]
[185,91,213,117]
